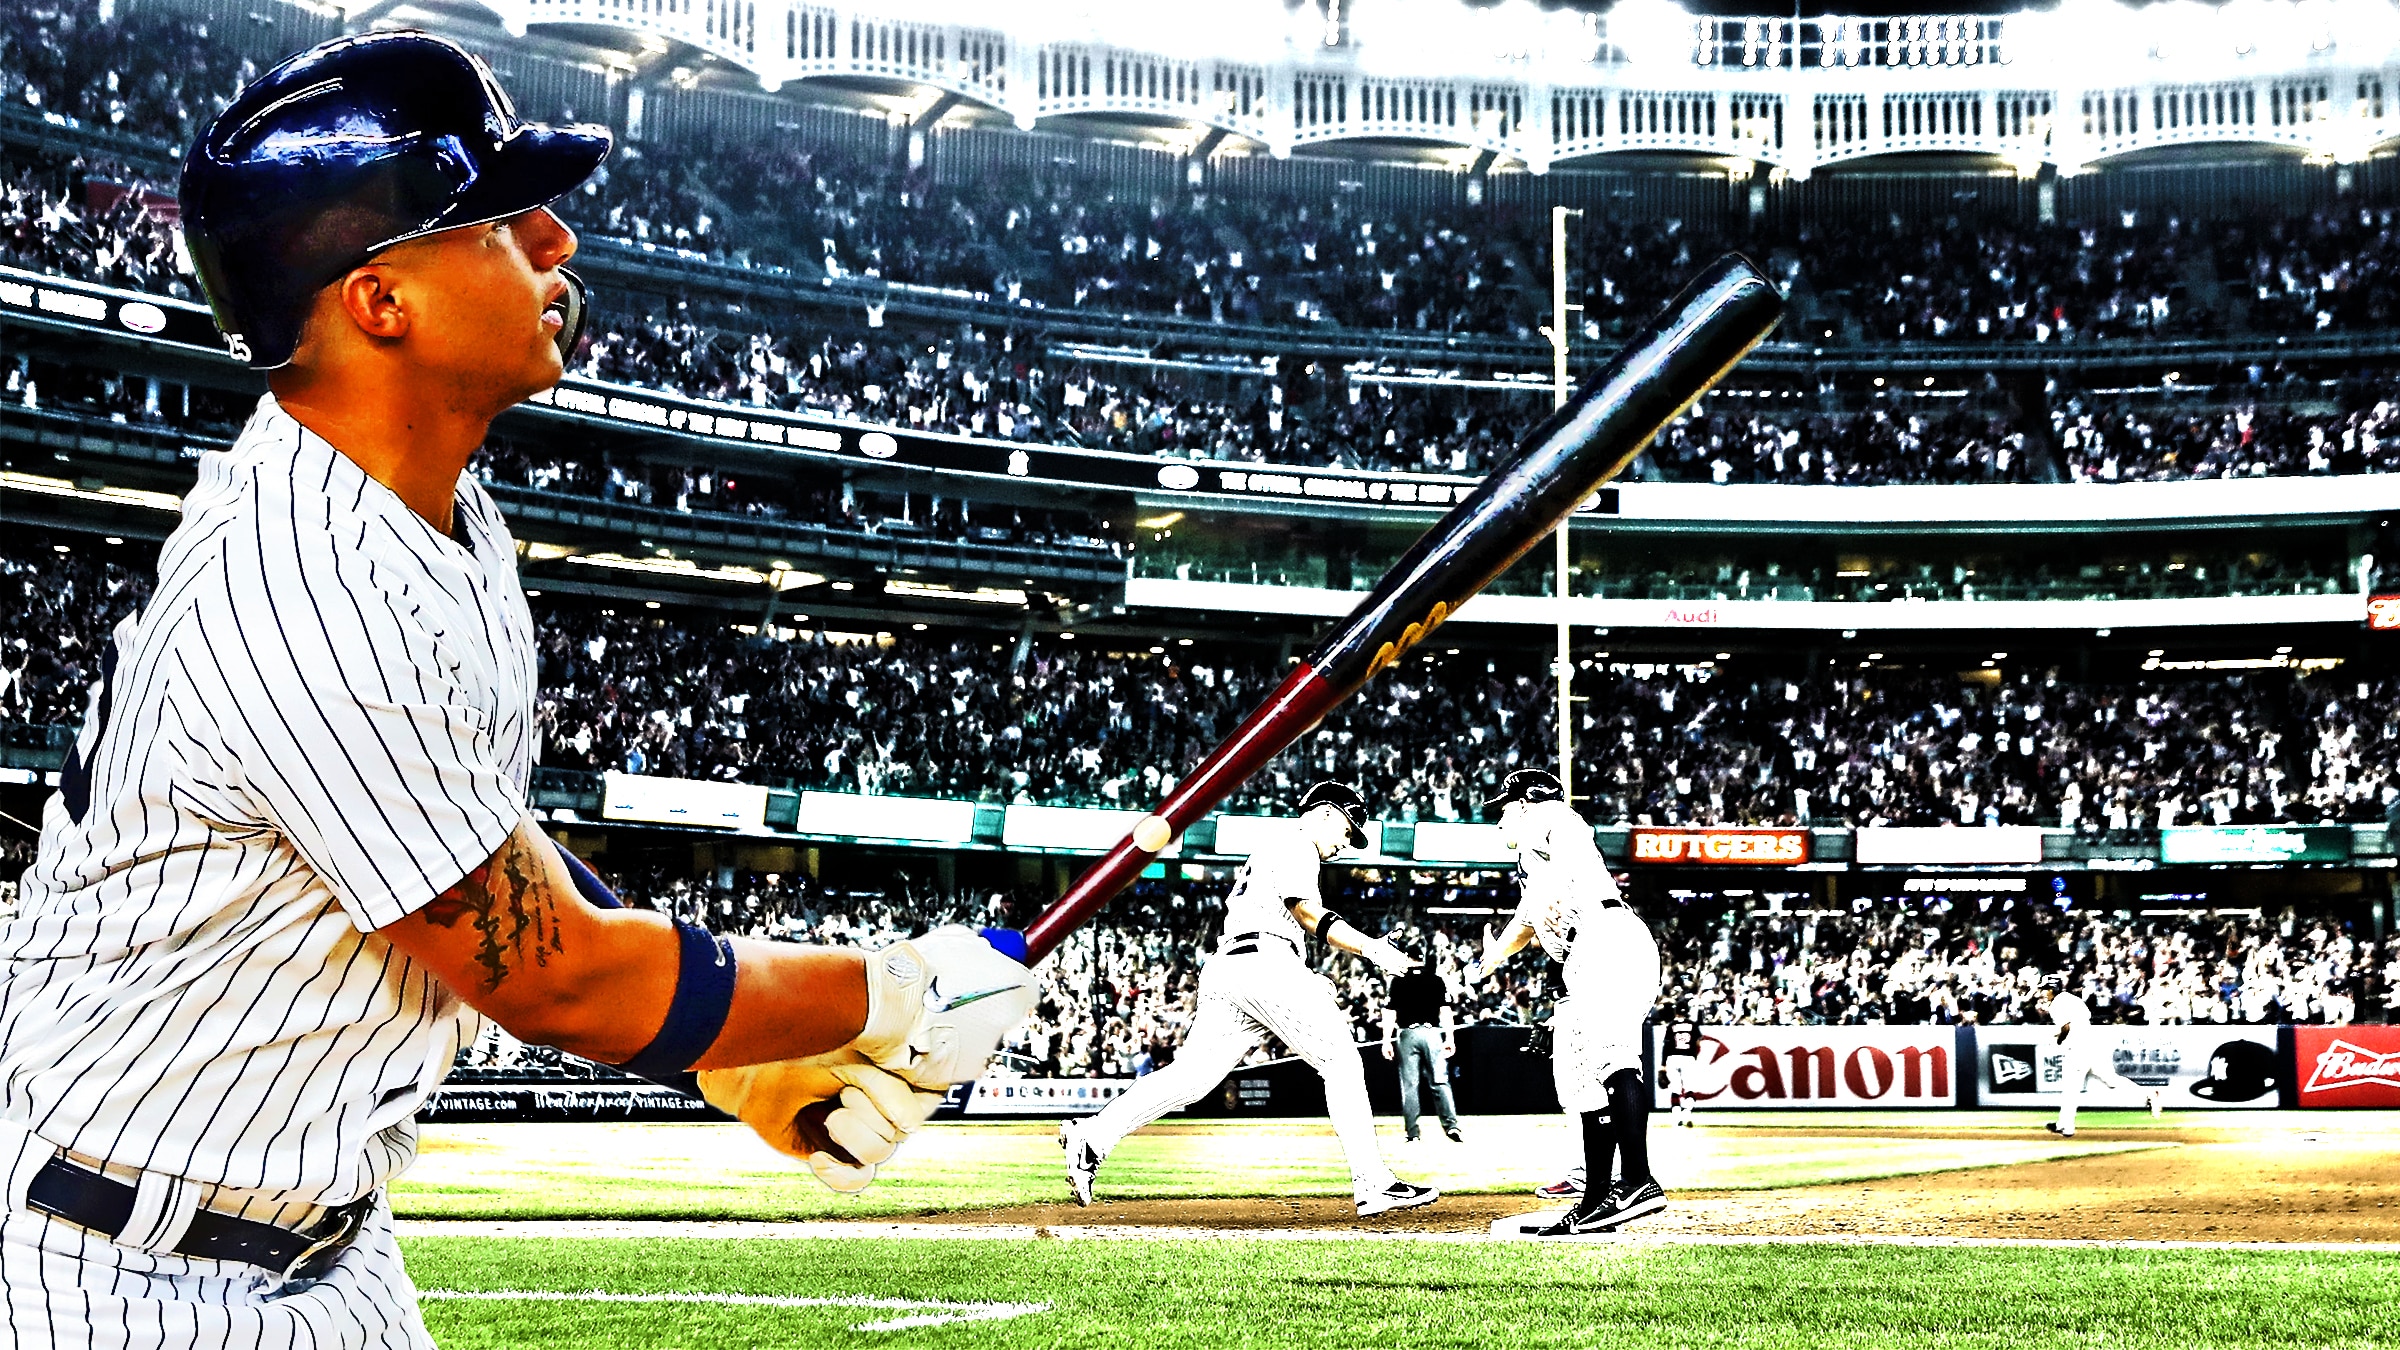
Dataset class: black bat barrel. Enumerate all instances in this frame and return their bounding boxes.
[1308,254,1784,687]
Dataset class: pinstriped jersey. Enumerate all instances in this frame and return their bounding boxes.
[1219,824,1319,949]
[0,394,535,1205]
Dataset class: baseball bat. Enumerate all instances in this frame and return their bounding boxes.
[1017,253,1783,967]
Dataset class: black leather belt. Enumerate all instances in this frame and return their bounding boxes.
[25,1153,375,1283]
[1220,930,1300,957]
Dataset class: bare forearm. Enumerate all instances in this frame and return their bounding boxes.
[390,820,867,1068]
[1492,919,1535,963]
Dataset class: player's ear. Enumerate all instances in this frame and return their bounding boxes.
[330,265,409,344]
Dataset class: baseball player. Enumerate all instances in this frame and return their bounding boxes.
[1465,770,1665,1236]
[1061,781,1438,1218]
[0,33,1032,1349]
[2039,974,2162,1137]
[1660,1006,1703,1127]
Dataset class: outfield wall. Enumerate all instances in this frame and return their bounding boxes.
[411,1023,2399,1122]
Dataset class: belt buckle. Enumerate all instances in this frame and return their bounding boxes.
[281,1193,374,1284]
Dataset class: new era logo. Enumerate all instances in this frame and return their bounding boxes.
[1989,1046,2037,1093]
[2303,1040,2400,1094]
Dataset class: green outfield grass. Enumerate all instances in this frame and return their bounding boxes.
[393,1114,2176,1220]
[402,1236,2397,1349]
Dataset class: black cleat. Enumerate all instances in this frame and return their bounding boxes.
[2045,1122,2074,1137]
[1535,1180,1668,1236]
[1445,1126,1464,1143]
[1356,1180,1439,1217]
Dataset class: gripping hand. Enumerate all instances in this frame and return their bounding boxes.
[697,1051,943,1192]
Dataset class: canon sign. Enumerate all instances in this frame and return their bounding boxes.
[1629,828,1809,865]
[1665,1028,1956,1109]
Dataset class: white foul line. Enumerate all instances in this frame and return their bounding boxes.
[418,1288,1052,1332]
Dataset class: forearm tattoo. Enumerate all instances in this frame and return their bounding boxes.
[423,829,565,990]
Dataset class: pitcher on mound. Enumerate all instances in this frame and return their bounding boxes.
[1061,781,1438,1218]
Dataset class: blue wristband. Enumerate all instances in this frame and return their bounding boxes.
[619,920,738,1080]
[554,844,623,909]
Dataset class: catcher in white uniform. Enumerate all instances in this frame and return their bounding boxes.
[1062,782,1438,1218]
[1465,770,1665,1235]
[2040,975,2161,1136]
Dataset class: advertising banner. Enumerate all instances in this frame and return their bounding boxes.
[1628,827,1810,865]
[2294,1027,2400,1108]
[793,790,978,845]
[1410,822,1516,864]
[956,1078,1135,1117]
[2158,826,2350,864]
[601,771,768,830]
[1854,826,2044,865]
[1662,1027,1958,1109]
[1976,1026,2282,1109]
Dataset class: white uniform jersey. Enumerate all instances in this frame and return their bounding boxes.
[2049,992,2093,1033]
[1509,829,1656,1112]
[1217,825,1319,948]
[0,395,535,1207]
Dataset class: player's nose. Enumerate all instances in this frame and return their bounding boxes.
[522,207,579,270]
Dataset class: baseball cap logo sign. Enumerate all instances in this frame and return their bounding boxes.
[178,30,611,370]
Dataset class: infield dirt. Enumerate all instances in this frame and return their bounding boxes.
[919,1123,2400,1243]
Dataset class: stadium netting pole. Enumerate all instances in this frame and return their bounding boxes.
[1548,205,1583,801]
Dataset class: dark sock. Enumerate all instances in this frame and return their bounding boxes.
[1579,1107,1617,1205]
[1608,1069,1652,1189]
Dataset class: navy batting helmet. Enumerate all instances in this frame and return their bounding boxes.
[1298,780,1372,850]
[179,30,611,370]
[1482,768,1565,812]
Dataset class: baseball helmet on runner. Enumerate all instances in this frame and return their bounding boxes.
[1298,780,1373,850]
[179,30,611,370]
[1482,768,1565,812]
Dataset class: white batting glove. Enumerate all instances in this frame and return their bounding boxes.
[853,926,1038,1091]
[1355,935,1420,974]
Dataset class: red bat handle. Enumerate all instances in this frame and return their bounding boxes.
[1019,663,1337,966]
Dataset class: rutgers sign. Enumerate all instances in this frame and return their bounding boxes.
[2295,1027,2400,1107]
[1664,1028,1957,1109]
[1628,828,1810,865]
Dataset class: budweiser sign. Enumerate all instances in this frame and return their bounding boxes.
[2295,1027,2400,1107]
[2304,1039,2400,1094]
[1629,828,1810,865]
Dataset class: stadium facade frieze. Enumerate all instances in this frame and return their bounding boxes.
[435,0,2400,179]
[17,264,2400,546]
[509,773,2400,873]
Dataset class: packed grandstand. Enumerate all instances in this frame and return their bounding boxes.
[2,0,2394,1093]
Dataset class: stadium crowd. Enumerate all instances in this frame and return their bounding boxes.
[1,536,2391,833]
[442,859,2390,1078]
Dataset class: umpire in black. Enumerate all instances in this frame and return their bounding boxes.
[1382,962,1462,1142]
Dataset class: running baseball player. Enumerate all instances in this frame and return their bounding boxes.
[1465,770,1665,1236]
[0,34,1031,1348]
[1660,1006,1703,1127]
[1061,781,1438,1217]
[2039,974,2162,1136]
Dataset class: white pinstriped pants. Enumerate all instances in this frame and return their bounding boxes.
[0,1122,434,1349]
[1081,951,1397,1197]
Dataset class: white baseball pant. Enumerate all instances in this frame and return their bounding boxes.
[1079,951,1396,1197]
[0,1122,432,1349]
[2056,1037,2147,1134]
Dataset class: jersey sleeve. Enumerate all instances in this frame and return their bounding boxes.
[203,548,523,932]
